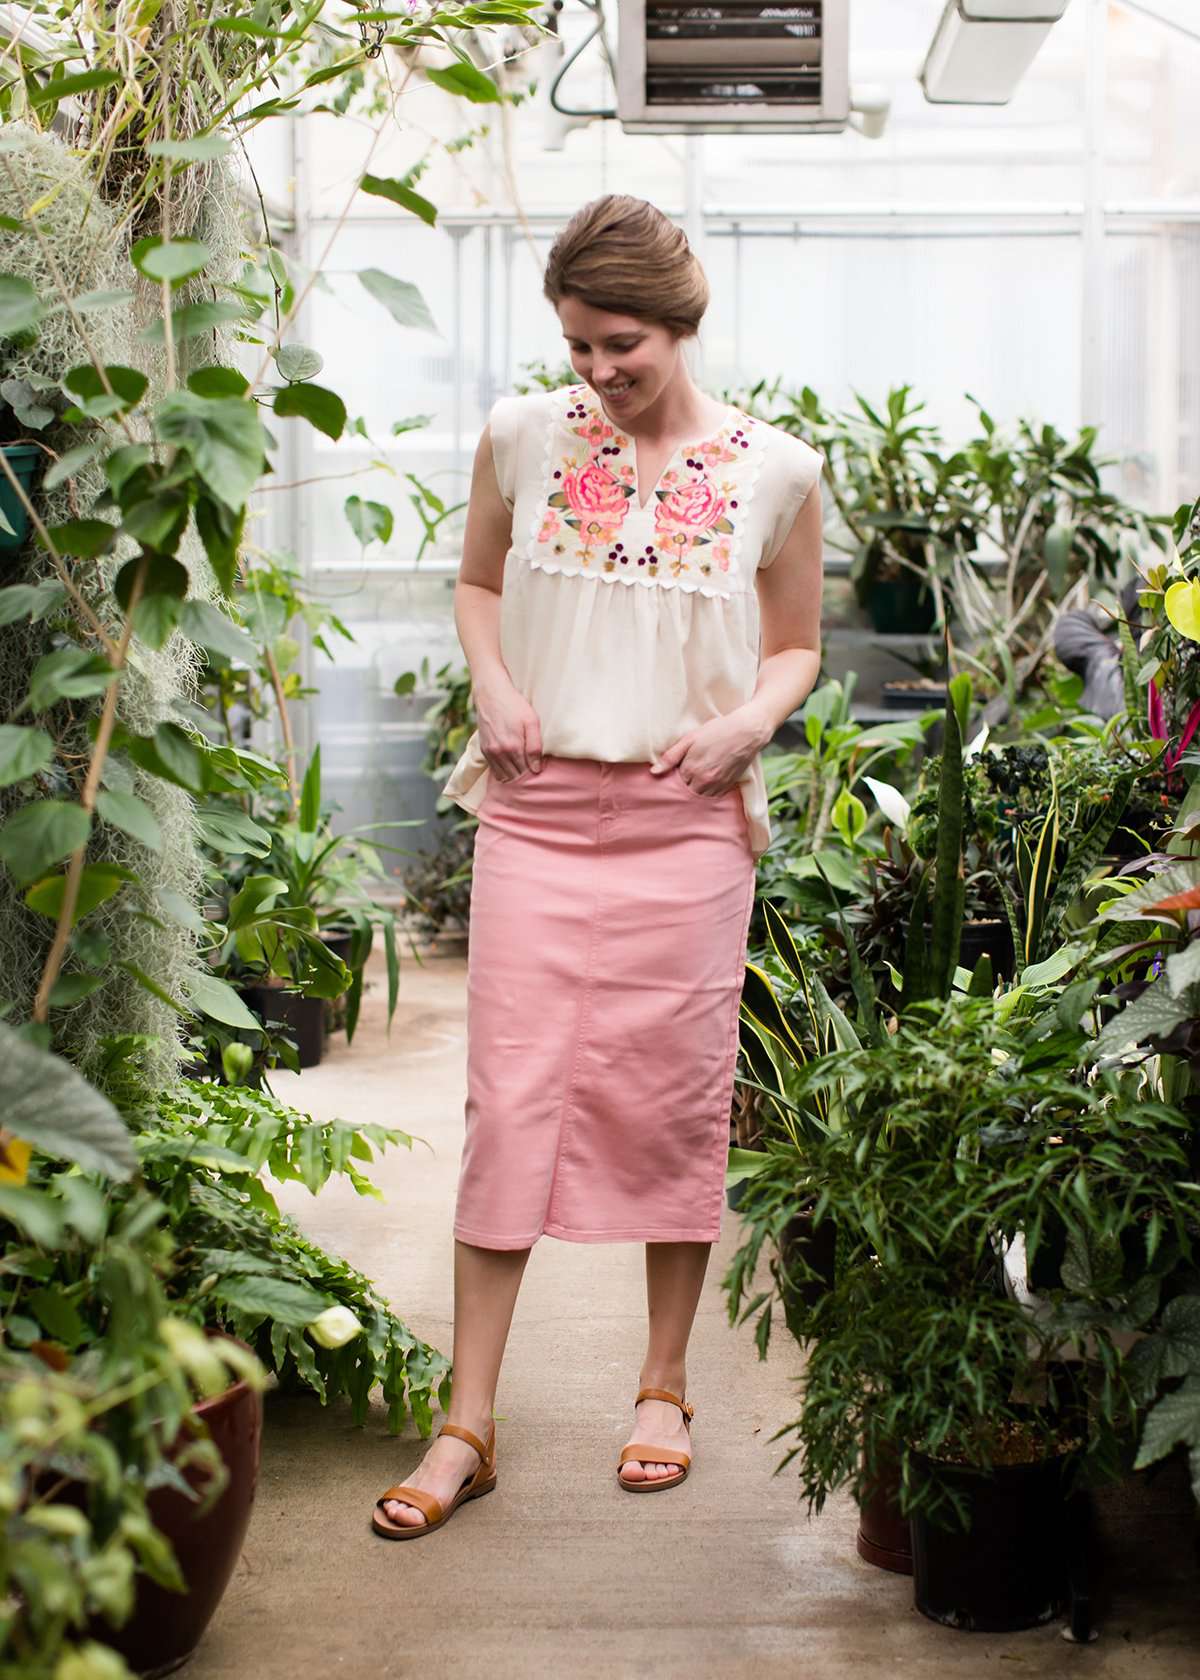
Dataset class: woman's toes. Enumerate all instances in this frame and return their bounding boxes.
[383,1499,426,1526]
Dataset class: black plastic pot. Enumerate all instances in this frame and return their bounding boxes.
[867,572,938,635]
[1,442,40,554]
[880,680,947,712]
[910,1450,1082,1632]
[959,918,1015,981]
[239,984,325,1067]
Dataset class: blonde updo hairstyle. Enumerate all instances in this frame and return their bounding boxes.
[542,194,710,341]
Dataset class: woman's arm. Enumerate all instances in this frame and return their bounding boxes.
[454,422,544,780]
[743,478,824,743]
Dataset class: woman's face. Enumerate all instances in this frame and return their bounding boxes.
[557,296,680,421]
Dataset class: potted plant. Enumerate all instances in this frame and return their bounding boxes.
[727,984,1195,1632]
[0,370,58,554]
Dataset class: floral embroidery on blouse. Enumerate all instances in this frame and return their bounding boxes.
[534,384,759,586]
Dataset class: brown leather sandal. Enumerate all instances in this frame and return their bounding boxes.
[372,1420,497,1540]
[616,1386,694,1493]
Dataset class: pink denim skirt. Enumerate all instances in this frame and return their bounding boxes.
[453,755,757,1248]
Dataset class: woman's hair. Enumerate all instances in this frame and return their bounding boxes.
[543,194,709,340]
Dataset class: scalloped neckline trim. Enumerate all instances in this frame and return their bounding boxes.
[582,386,742,513]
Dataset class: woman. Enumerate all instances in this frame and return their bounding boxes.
[372,194,823,1539]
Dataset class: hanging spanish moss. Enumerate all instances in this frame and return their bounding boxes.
[0,123,248,1094]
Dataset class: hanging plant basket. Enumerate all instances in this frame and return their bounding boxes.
[0,442,41,555]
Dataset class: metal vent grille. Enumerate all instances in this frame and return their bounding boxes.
[645,3,823,105]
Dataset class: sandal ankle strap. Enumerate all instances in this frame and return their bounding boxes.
[439,1420,491,1460]
[635,1386,694,1423]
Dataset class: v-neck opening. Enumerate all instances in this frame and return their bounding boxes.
[591,393,739,514]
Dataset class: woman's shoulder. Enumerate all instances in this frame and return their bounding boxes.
[746,410,823,473]
[487,384,572,434]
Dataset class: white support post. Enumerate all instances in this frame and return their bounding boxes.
[683,132,707,385]
[1080,0,1107,432]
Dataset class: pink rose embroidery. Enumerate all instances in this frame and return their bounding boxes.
[563,459,630,526]
[537,509,562,543]
[655,477,727,538]
[575,414,615,449]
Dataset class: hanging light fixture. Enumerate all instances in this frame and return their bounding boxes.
[920,0,1073,106]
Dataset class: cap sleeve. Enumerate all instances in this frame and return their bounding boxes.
[486,394,519,512]
[760,438,824,569]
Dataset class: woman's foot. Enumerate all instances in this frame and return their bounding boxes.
[618,1392,692,1486]
[381,1414,493,1529]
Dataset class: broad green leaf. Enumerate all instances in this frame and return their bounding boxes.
[194,495,245,596]
[344,496,393,547]
[1134,1378,1200,1469]
[0,724,53,787]
[72,289,136,314]
[359,173,437,226]
[115,553,189,615]
[121,491,191,556]
[28,1285,85,1343]
[141,298,249,343]
[0,273,44,335]
[0,802,91,884]
[1165,579,1200,644]
[357,269,437,334]
[131,236,212,285]
[273,344,323,382]
[213,1275,329,1327]
[128,721,208,794]
[63,363,147,414]
[0,579,65,624]
[0,1018,135,1179]
[25,863,134,923]
[188,365,250,398]
[96,788,163,851]
[0,1185,65,1246]
[185,969,264,1031]
[43,441,102,490]
[424,60,501,103]
[273,382,346,441]
[156,392,268,510]
[27,648,117,713]
[39,518,116,558]
[179,599,256,661]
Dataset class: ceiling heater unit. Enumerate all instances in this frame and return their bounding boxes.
[616,0,851,134]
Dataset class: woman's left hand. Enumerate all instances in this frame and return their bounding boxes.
[649,705,774,798]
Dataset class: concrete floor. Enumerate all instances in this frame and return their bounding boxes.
[190,945,1199,1680]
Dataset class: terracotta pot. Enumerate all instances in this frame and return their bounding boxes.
[101,1360,263,1677]
[856,1454,913,1575]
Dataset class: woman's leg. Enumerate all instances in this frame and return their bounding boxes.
[618,1239,711,1485]
[382,1239,532,1527]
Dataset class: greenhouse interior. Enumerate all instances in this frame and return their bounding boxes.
[2,0,1200,1676]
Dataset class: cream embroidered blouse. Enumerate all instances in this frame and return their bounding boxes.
[442,381,823,859]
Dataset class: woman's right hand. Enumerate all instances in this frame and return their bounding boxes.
[476,681,543,781]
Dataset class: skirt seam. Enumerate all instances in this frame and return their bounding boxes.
[541,780,606,1231]
[709,859,758,1232]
